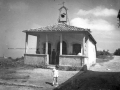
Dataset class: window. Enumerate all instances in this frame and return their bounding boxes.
[73,44,81,55]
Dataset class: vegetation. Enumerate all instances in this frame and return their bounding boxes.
[96,50,114,63]
[0,56,24,68]
[96,50,111,57]
[114,48,120,56]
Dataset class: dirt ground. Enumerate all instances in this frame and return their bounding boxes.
[0,56,120,90]
[0,58,79,90]
[0,68,79,90]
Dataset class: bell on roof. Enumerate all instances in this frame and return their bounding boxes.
[58,2,68,23]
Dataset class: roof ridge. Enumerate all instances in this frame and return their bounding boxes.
[23,23,91,33]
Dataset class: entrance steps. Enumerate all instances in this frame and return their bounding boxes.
[47,65,83,71]
[47,64,56,69]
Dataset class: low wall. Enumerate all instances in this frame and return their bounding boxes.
[59,55,87,67]
[24,54,48,66]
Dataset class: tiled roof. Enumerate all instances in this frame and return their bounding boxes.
[23,23,91,33]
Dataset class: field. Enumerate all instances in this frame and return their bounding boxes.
[0,56,120,90]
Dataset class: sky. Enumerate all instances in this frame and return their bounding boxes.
[0,0,120,58]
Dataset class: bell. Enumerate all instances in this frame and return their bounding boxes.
[61,14,65,18]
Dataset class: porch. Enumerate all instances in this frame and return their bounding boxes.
[23,23,89,67]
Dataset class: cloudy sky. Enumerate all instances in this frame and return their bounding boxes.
[0,0,120,58]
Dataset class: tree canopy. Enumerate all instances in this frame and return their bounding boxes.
[114,48,120,56]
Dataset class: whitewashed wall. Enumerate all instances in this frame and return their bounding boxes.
[87,38,96,69]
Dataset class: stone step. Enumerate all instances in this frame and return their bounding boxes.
[47,65,56,69]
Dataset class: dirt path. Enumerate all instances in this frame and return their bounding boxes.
[90,56,120,72]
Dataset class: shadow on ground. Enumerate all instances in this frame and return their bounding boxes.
[45,82,53,86]
[54,70,120,90]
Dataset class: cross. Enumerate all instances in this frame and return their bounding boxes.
[58,2,65,6]
[62,2,65,6]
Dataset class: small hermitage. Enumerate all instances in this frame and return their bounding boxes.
[23,4,97,69]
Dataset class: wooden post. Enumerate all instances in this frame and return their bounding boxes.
[45,34,48,54]
[60,34,62,55]
[25,33,28,54]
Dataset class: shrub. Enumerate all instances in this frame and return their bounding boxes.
[97,50,111,57]
[114,48,120,56]
[8,57,12,59]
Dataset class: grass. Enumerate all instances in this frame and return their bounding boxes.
[0,58,24,68]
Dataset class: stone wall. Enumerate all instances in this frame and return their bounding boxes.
[24,54,48,66]
[59,55,86,67]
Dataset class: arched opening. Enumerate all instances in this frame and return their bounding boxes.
[57,41,67,55]
[43,43,51,55]
[55,41,67,65]
[73,44,81,55]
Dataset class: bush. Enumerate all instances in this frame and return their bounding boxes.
[114,48,120,56]
[97,50,111,58]
[8,57,12,59]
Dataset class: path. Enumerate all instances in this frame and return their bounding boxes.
[90,56,120,72]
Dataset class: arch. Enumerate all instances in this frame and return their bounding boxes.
[57,41,67,55]
[43,43,51,55]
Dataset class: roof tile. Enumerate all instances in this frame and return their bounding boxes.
[23,23,91,32]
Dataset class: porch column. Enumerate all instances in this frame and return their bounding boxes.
[25,33,28,54]
[60,34,62,55]
[83,36,85,55]
[37,35,40,50]
[45,34,48,54]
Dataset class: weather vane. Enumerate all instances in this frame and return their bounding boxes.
[58,1,65,6]
[62,2,65,6]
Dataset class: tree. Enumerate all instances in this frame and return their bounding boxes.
[97,50,110,56]
[114,48,120,56]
